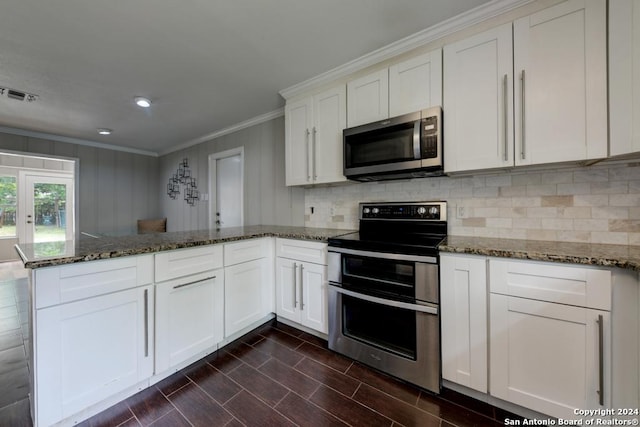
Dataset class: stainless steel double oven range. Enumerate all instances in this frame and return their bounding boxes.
[328,201,446,393]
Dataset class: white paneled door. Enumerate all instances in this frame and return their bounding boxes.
[209,148,244,229]
[19,172,74,244]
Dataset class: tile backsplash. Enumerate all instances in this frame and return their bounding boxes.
[304,162,640,245]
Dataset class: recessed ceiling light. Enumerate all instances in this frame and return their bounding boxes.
[134,97,152,108]
[97,128,113,135]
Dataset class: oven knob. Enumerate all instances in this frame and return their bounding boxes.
[417,207,427,215]
[429,206,439,217]
[371,208,379,214]
[363,207,370,214]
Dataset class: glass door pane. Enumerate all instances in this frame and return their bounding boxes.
[21,173,74,244]
[33,183,68,243]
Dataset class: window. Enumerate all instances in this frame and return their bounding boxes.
[0,176,17,238]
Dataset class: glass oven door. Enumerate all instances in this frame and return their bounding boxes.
[341,253,416,301]
[327,285,440,392]
[342,291,417,359]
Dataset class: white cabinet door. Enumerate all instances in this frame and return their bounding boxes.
[155,271,223,374]
[609,0,640,156]
[36,285,154,427]
[440,254,487,393]
[513,0,606,165]
[443,24,514,173]
[285,85,346,186]
[389,49,442,117]
[285,97,313,186]
[224,258,269,337]
[300,262,328,334]
[313,86,347,185]
[347,69,389,127]
[275,257,300,323]
[490,294,610,418]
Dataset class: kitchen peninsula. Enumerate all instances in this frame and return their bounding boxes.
[16,226,353,427]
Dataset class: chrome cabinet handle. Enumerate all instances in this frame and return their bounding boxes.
[173,276,216,290]
[143,289,149,358]
[299,264,304,310]
[520,69,526,160]
[306,129,311,181]
[293,262,298,308]
[597,314,604,405]
[312,127,317,180]
[503,74,509,162]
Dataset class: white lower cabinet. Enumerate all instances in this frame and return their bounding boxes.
[36,284,154,427]
[489,258,611,419]
[223,238,274,338]
[155,270,224,374]
[275,238,328,334]
[224,258,272,337]
[490,294,609,418]
[440,254,488,393]
[32,256,155,427]
[440,254,617,419]
[275,258,327,333]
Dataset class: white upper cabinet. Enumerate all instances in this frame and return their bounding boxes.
[513,0,607,166]
[389,50,442,117]
[347,49,442,127]
[285,97,313,186]
[609,0,640,157]
[444,24,514,172]
[444,0,607,173]
[347,69,389,127]
[313,87,348,184]
[285,85,347,186]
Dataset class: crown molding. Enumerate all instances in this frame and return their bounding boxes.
[0,126,159,157]
[160,107,284,156]
[279,0,533,100]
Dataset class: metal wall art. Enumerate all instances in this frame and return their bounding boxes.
[167,158,199,206]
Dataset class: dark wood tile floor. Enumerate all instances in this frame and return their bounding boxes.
[0,261,31,426]
[71,320,520,427]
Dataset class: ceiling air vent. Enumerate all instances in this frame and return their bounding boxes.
[0,87,39,102]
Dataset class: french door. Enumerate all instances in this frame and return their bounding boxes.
[18,172,74,243]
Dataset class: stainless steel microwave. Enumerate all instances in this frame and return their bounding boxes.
[343,106,443,181]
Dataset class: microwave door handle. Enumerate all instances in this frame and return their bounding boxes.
[413,120,421,159]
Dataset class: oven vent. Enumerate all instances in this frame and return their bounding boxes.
[0,87,39,102]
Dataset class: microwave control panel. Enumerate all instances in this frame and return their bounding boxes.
[421,113,440,159]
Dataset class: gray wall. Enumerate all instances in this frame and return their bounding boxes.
[0,132,160,236]
[160,116,304,231]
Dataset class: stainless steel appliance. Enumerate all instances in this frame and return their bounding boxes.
[327,201,446,393]
[343,106,443,181]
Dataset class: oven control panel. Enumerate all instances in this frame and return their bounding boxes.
[360,202,447,221]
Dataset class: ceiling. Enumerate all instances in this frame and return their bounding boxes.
[0,0,491,155]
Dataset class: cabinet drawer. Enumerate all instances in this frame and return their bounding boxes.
[276,238,327,265]
[155,245,223,282]
[224,238,270,266]
[34,255,153,309]
[489,258,611,311]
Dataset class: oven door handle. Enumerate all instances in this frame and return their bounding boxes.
[328,247,437,264]
[331,285,438,315]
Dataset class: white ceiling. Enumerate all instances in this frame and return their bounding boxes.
[0,0,491,155]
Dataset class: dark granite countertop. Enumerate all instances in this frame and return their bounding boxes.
[439,236,640,271]
[15,225,356,269]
